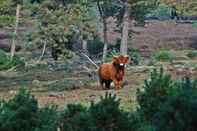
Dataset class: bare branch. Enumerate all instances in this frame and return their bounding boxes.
[81,53,99,69]
[37,40,47,62]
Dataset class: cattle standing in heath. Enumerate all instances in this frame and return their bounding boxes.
[98,55,129,90]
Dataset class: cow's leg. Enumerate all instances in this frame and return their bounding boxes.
[99,79,105,89]
[118,81,122,89]
[113,80,121,90]
[105,80,112,89]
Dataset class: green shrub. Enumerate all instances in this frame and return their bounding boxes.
[0,49,24,70]
[35,106,60,131]
[0,89,37,131]
[0,49,8,62]
[152,78,197,131]
[108,39,121,51]
[0,88,59,131]
[129,50,142,65]
[87,37,104,55]
[146,4,171,20]
[186,50,197,59]
[89,93,131,131]
[137,68,197,131]
[38,23,70,60]
[137,68,174,120]
[61,93,132,131]
[0,0,15,27]
[153,50,173,62]
[1,70,197,131]
[0,15,15,27]
[61,104,94,131]
[105,49,120,62]
[192,22,197,28]
[0,0,15,15]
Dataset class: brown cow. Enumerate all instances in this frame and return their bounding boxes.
[98,55,129,90]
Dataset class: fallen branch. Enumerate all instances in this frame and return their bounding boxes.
[81,53,99,69]
[6,66,17,72]
[82,66,99,81]
[83,66,98,73]
[83,66,92,72]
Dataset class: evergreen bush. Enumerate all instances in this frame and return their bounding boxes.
[137,68,197,131]
[0,49,24,70]
[137,68,174,120]
[0,15,15,27]
[61,93,132,131]
[128,112,156,131]
[0,89,38,131]
[0,69,197,131]
[61,104,94,131]
[153,50,173,62]
[153,78,197,131]
[87,37,104,55]
[129,50,142,65]
[146,4,172,20]
[35,106,60,131]
[0,89,59,131]
[186,50,197,59]
[105,49,120,62]
[89,93,131,131]
[0,0,16,27]
[193,22,197,28]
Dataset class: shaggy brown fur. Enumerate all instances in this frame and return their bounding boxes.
[98,55,129,90]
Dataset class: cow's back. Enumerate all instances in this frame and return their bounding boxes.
[99,63,115,80]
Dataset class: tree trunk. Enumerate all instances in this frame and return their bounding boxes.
[102,18,108,62]
[120,5,129,55]
[82,39,88,54]
[96,0,108,62]
[11,4,21,59]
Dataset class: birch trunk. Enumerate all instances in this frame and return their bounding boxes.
[11,4,21,59]
[120,5,129,55]
[96,0,108,62]
[38,40,47,62]
[102,18,108,62]
[82,39,88,54]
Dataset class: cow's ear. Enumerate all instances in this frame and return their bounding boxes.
[113,56,119,63]
[124,55,129,63]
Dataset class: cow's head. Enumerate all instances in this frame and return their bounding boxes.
[113,55,129,69]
